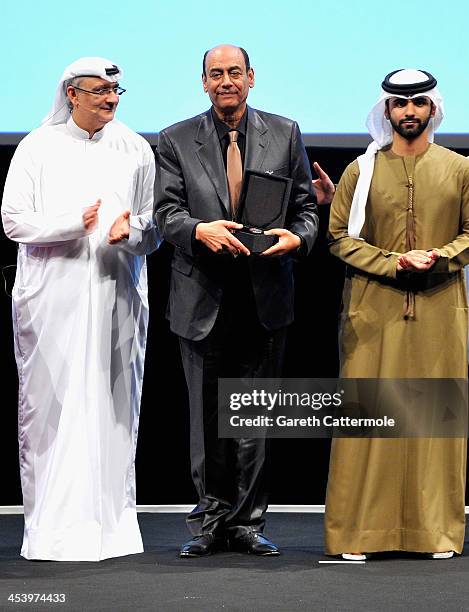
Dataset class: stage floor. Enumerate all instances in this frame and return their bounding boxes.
[1,513,468,611]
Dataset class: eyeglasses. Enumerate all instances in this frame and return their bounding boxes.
[72,85,126,96]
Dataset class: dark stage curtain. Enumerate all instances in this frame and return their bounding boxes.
[1,142,468,505]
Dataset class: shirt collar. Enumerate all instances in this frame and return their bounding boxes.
[211,107,248,141]
[66,115,106,142]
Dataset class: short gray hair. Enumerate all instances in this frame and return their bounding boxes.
[65,76,84,110]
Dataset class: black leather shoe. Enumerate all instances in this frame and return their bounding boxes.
[230,532,280,556]
[179,534,226,558]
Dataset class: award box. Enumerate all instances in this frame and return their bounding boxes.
[233,169,292,254]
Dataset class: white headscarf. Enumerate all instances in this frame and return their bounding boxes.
[42,56,123,127]
[348,69,444,239]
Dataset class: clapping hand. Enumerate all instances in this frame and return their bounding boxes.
[109,210,131,244]
[82,199,101,232]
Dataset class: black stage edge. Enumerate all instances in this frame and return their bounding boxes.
[1,513,469,611]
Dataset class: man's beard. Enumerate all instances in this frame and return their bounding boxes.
[390,113,432,141]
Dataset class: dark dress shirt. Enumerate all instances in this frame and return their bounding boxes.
[211,107,248,169]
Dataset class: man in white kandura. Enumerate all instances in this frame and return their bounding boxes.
[1,57,159,561]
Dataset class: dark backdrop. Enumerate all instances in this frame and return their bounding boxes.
[1,142,468,506]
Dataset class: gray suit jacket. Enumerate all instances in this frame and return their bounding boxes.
[154,106,318,341]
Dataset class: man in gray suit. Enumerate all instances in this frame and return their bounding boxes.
[155,44,320,557]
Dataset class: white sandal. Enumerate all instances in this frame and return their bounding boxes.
[342,553,367,561]
[430,551,454,559]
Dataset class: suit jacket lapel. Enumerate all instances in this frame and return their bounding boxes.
[195,111,231,215]
[245,107,270,171]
